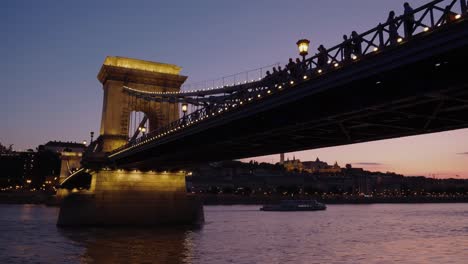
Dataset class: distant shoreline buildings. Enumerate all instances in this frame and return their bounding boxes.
[282,156,341,173]
[187,157,468,196]
[1,142,467,196]
[0,141,85,191]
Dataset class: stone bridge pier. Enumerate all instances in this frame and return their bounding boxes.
[57,170,203,226]
[57,57,203,226]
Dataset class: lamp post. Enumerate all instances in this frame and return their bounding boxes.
[90,131,94,143]
[296,39,310,61]
[138,126,147,136]
[182,103,188,118]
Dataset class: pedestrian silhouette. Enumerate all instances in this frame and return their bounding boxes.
[403,3,415,38]
[351,31,362,56]
[264,70,273,87]
[387,11,399,45]
[272,67,280,83]
[342,34,353,61]
[286,58,296,77]
[278,66,288,81]
[317,45,328,68]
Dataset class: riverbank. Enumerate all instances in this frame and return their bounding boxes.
[198,194,468,205]
[2,191,467,205]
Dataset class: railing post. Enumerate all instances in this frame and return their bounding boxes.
[378,23,384,47]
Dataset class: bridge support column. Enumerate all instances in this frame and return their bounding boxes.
[57,170,203,226]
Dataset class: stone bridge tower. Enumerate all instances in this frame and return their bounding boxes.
[57,57,203,227]
[97,56,187,152]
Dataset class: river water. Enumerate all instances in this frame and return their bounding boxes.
[0,204,467,263]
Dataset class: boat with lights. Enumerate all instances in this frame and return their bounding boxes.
[260,200,327,211]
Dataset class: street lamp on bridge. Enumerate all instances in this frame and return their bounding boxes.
[138,126,147,136]
[182,103,188,118]
[296,39,310,61]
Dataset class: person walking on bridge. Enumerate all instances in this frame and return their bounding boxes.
[387,11,399,45]
[403,2,415,38]
[272,67,281,84]
[351,31,362,56]
[342,34,353,61]
[263,70,274,88]
[295,58,305,77]
[278,66,288,82]
[286,58,296,78]
[317,45,328,69]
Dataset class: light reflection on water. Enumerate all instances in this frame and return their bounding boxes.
[0,204,467,263]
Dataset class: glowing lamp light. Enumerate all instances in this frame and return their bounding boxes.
[373,47,379,52]
[424,27,430,32]
[317,69,323,73]
[455,14,461,19]
[352,55,358,60]
[181,103,188,113]
[303,75,308,79]
[83,140,87,145]
[397,37,403,43]
[296,39,310,58]
[290,81,294,85]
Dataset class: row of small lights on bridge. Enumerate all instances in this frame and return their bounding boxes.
[110,11,464,157]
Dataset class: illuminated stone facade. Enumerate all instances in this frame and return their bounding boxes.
[97,56,187,152]
[57,170,203,226]
[283,157,341,173]
[57,57,202,226]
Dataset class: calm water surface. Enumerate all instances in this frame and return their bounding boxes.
[0,204,467,263]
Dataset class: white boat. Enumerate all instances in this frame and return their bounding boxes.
[260,200,327,211]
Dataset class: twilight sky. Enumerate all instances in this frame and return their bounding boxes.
[2,0,467,178]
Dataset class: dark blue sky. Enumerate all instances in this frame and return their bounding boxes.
[3,0,467,177]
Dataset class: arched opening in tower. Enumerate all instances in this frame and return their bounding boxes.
[128,111,149,140]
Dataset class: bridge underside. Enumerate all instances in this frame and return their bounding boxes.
[110,20,468,169]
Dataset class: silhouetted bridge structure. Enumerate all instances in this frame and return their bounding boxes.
[104,0,468,169]
[57,0,468,226]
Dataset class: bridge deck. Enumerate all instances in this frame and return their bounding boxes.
[106,18,468,169]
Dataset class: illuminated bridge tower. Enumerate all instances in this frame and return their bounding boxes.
[57,56,203,226]
[97,56,186,152]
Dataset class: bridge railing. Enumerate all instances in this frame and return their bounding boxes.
[302,0,466,72]
[109,0,467,157]
[181,63,281,92]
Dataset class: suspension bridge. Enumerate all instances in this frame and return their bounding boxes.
[58,0,468,226]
